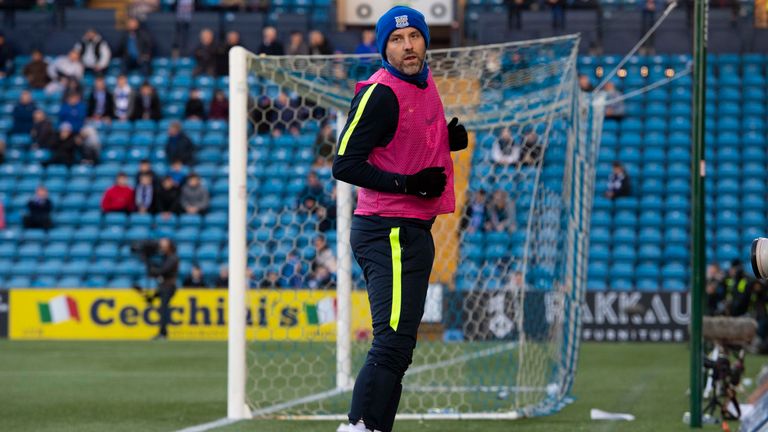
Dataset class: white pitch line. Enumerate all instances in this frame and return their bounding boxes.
[175,417,241,432]
[250,387,348,417]
[175,341,519,432]
[404,384,546,394]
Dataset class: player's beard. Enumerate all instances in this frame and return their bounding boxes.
[392,50,425,76]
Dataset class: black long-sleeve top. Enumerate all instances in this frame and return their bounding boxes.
[331,83,407,194]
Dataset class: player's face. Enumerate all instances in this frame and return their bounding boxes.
[386,28,426,76]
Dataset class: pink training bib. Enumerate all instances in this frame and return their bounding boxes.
[353,68,455,220]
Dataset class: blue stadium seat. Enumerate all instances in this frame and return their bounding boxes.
[179,213,202,227]
[43,242,69,259]
[125,226,152,242]
[196,244,220,261]
[636,279,659,291]
[18,243,42,259]
[57,276,84,288]
[94,243,120,259]
[662,262,686,279]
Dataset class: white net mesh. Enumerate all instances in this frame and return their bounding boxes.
[235,34,603,418]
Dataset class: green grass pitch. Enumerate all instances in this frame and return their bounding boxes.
[0,340,754,431]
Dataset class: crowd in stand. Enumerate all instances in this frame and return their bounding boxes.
[461,189,518,234]
[0,16,372,291]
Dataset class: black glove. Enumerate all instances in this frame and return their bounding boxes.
[405,167,447,198]
[447,117,468,152]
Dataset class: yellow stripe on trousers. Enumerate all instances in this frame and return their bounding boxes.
[337,83,378,156]
[389,227,402,332]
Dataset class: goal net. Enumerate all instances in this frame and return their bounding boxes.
[227,34,603,420]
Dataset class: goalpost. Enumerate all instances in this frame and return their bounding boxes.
[228,35,603,420]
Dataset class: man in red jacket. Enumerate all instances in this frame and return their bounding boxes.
[101,172,136,213]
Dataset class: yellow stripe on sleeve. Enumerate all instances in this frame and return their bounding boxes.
[389,227,402,332]
[337,83,379,156]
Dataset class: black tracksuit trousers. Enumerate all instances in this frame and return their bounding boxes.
[348,215,435,432]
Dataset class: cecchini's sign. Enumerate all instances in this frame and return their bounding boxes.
[8,289,372,341]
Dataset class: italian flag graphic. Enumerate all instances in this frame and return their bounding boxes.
[305,297,336,325]
[38,295,80,324]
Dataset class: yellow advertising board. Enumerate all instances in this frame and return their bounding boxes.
[9,289,372,341]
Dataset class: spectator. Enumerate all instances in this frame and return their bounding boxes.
[118,17,153,75]
[286,30,308,55]
[113,74,133,121]
[640,0,657,55]
[134,172,157,214]
[208,89,228,120]
[578,74,594,92]
[308,30,333,55]
[78,125,101,164]
[313,123,335,167]
[46,49,84,93]
[548,0,566,29]
[354,29,377,55]
[0,31,13,77]
[180,173,209,214]
[58,92,87,133]
[101,172,136,213]
[31,109,55,149]
[130,82,162,121]
[214,265,228,288]
[87,75,115,122]
[135,159,159,188]
[280,251,306,288]
[461,189,487,233]
[193,28,218,76]
[62,76,84,102]
[47,122,78,166]
[308,265,334,290]
[11,90,37,136]
[602,82,625,119]
[165,122,196,165]
[23,49,50,89]
[258,26,284,55]
[184,88,206,120]
[706,262,725,315]
[50,0,69,28]
[313,234,337,273]
[491,128,521,165]
[172,0,194,56]
[259,268,281,288]
[156,175,181,216]
[23,185,53,229]
[167,159,188,186]
[74,29,111,74]
[722,259,752,317]
[0,137,4,164]
[298,171,325,205]
[506,0,525,29]
[518,124,541,165]
[183,264,208,288]
[217,30,241,76]
[485,190,517,233]
[605,161,631,199]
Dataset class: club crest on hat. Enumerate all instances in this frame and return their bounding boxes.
[395,15,409,28]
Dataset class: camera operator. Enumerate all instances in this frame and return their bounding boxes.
[134,238,179,340]
[721,259,752,317]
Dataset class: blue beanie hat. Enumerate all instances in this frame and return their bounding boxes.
[376,6,430,62]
